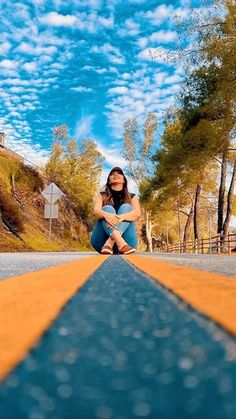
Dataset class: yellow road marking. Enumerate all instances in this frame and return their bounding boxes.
[125,255,236,337]
[0,255,108,381]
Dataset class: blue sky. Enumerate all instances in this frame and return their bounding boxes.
[0,0,202,183]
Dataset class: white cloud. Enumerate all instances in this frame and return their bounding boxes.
[23,62,37,72]
[0,68,18,77]
[96,141,127,169]
[138,46,170,64]
[81,65,93,70]
[8,86,24,93]
[98,16,114,28]
[174,8,189,21]
[145,5,188,25]
[161,84,180,96]
[114,80,128,86]
[104,62,183,138]
[0,41,11,55]
[74,115,95,139]
[96,68,107,74]
[121,72,132,80]
[71,86,93,92]
[137,48,152,61]
[0,59,19,69]
[149,30,177,44]
[81,66,107,74]
[39,12,77,27]
[119,18,140,37]
[16,42,57,56]
[39,11,114,33]
[0,128,49,165]
[165,74,183,84]
[50,62,65,70]
[137,37,148,49]
[91,43,125,65]
[108,86,129,95]
[107,55,125,65]
[0,78,27,86]
[153,71,168,85]
[146,5,172,25]
[39,55,54,64]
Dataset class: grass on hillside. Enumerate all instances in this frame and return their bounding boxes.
[0,221,92,252]
[0,150,92,252]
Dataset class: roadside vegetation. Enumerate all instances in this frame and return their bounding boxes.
[0,128,103,251]
[122,0,236,251]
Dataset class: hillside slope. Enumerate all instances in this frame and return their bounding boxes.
[0,148,91,252]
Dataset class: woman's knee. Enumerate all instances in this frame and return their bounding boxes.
[118,203,132,213]
[103,205,116,213]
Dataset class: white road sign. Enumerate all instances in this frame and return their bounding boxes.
[44,203,59,219]
[41,182,64,204]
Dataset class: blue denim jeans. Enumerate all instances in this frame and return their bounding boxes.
[91,203,137,254]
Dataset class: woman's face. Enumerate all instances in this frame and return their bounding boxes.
[109,171,125,185]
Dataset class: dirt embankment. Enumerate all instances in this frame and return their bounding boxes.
[0,148,91,252]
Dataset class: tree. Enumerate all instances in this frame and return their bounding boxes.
[123,113,157,251]
[146,107,219,248]
[142,1,236,250]
[178,0,236,238]
[45,125,104,227]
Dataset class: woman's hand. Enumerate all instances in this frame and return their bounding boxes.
[117,214,125,222]
[104,213,121,228]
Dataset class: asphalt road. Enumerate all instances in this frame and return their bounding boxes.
[0,252,235,280]
[0,256,236,419]
[0,252,96,279]
[139,252,236,276]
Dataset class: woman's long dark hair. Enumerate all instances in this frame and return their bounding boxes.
[101,173,132,206]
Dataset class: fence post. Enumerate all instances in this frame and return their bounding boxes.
[228,232,231,255]
[217,235,221,255]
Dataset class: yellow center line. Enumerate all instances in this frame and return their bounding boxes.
[125,254,236,337]
[0,255,108,381]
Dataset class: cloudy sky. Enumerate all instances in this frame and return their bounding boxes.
[0,0,201,181]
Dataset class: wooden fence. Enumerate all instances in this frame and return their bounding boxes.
[157,233,236,255]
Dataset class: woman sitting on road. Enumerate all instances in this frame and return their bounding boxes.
[91,167,141,255]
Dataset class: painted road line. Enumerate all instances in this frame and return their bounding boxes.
[1,256,236,419]
[125,254,236,336]
[0,255,108,381]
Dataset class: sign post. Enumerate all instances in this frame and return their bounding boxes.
[41,183,64,241]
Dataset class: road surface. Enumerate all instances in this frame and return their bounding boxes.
[0,252,236,418]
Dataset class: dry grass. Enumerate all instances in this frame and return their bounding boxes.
[0,150,91,252]
[0,187,26,233]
